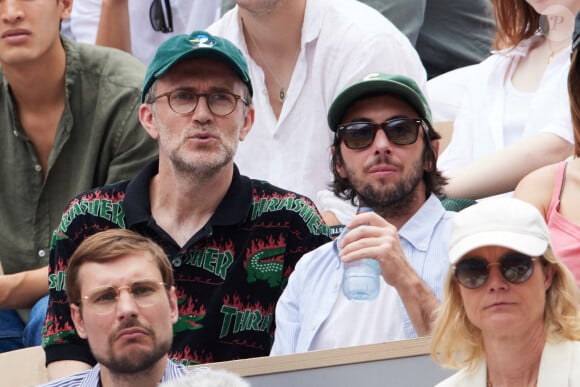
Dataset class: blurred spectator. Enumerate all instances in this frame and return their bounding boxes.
[160,369,250,387]
[359,0,495,79]
[438,1,579,200]
[71,0,222,64]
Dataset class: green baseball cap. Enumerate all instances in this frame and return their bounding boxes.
[327,72,432,131]
[141,30,253,102]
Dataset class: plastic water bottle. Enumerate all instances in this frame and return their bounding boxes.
[341,207,381,301]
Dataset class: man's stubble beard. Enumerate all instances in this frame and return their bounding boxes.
[96,319,172,375]
[346,153,425,217]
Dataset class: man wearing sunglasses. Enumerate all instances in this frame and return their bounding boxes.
[42,30,330,380]
[271,72,452,354]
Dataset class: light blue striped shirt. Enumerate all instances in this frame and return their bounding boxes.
[37,359,193,387]
[271,195,454,355]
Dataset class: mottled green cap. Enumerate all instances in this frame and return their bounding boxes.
[142,30,253,102]
[327,72,432,131]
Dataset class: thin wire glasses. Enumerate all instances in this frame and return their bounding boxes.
[453,253,539,289]
[152,89,249,117]
[150,0,173,33]
[336,118,429,149]
[80,279,168,315]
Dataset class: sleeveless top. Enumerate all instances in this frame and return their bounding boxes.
[547,161,580,286]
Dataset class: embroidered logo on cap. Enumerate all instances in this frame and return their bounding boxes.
[190,34,217,49]
[362,73,381,81]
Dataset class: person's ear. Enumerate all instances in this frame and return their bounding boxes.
[543,263,556,291]
[140,103,160,141]
[70,304,88,339]
[60,0,73,20]
[168,286,179,324]
[430,138,440,160]
[333,146,347,179]
[424,138,440,172]
[239,105,254,141]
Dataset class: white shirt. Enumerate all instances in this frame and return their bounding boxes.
[502,79,533,146]
[436,341,580,387]
[70,0,222,64]
[437,36,573,173]
[208,0,426,207]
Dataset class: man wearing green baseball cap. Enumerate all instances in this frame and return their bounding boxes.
[272,72,452,355]
[43,30,330,379]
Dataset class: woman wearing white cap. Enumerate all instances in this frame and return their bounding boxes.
[431,197,580,387]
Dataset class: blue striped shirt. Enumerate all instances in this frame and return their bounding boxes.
[271,195,454,354]
[37,359,195,387]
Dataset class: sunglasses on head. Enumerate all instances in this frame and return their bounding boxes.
[453,252,540,289]
[335,118,428,150]
[150,0,173,33]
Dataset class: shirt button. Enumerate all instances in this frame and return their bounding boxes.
[38,249,46,258]
[34,164,42,172]
[12,130,18,137]
[172,257,182,267]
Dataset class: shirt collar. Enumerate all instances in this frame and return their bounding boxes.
[399,195,448,252]
[79,363,102,387]
[81,359,186,386]
[124,160,252,228]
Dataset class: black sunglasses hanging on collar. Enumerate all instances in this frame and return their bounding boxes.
[150,0,174,33]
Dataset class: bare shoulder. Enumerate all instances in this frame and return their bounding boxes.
[514,163,561,214]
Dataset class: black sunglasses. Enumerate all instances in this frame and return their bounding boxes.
[336,118,428,149]
[454,252,539,289]
[150,0,173,33]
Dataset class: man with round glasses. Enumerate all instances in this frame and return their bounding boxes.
[43,30,330,380]
[271,72,453,354]
[40,229,201,386]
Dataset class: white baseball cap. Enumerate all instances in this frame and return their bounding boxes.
[449,198,551,264]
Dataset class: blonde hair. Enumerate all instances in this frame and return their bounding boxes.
[430,247,580,370]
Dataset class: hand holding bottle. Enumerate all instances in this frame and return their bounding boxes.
[339,207,381,301]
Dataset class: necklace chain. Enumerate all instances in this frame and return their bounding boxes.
[547,38,554,64]
[544,35,572,65]
[241,17,296,103]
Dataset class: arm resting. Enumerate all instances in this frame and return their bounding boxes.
[444,133,572,199]
[0,266,48,309]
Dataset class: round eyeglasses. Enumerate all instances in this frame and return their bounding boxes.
[79,279,168,315]
[151,89,249,117]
